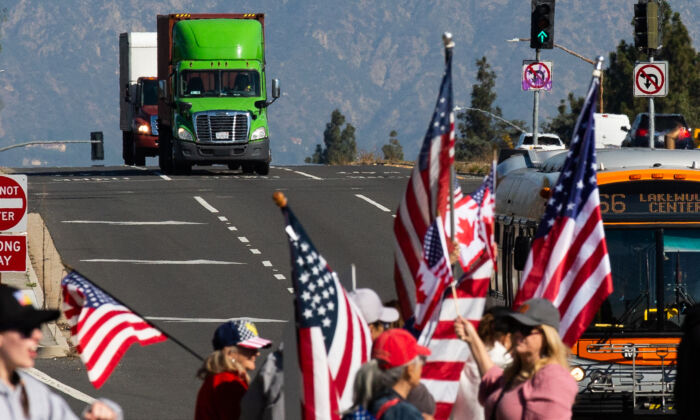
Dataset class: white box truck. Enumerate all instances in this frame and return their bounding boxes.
[119,32,158,166]
[594,113,631,148]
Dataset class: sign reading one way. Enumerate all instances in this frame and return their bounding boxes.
[0,175,27,233]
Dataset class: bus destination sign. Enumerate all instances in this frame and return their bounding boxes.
[599,181,700,221]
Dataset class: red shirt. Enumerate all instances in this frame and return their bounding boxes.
[195,371,249,420]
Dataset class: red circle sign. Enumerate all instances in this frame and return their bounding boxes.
[525,62,551,88]
[0,176,27,232]
[635,64,665,95]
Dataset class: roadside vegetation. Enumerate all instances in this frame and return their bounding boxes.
[309,1,697,175]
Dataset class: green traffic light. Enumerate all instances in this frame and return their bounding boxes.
[537,31,548,43]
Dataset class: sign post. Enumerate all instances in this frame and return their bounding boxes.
[0,175,28,279]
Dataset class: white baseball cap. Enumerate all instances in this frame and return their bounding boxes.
[348,288,399,324]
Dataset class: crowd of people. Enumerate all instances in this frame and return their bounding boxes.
[11,281,699,419]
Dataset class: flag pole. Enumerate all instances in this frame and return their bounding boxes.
[442,32,461,312]
[63,265,204,362]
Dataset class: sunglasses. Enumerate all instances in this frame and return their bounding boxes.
[511,323,539,337]
[16,326,38,338]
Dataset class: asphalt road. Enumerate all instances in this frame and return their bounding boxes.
[18,164,483,419]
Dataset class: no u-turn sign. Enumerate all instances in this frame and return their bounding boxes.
[634,61,669,97]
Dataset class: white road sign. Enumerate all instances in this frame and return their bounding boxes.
[0,175,27,233]
[634,61,668,97]
[522,61,553,91]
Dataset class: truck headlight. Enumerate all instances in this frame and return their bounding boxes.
[138,124,150,134]
[251,127,267,140]
[177,127,193,141]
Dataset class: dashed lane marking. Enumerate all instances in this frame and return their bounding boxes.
[355,194,392,212]
[194,196,219,213]
[81,259,245,265]
[250,249,261,255]
[218,216,228,222]
[292,170,323,180]
[274,274,286,280]
[160,174,172,181]
[238,236,249,243]
[228,226,238,231]
[62,220,205,225]
[263,261,272,267]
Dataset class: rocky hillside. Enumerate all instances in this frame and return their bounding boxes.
[0,0,698,167]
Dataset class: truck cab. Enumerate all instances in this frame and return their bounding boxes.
[157,14,279,174]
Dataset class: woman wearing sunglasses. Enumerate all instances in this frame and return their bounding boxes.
[0,285,121,420]
[454,298,577,420]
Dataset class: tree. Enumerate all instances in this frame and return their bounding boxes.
[382,131,404,161]
[455,57,524,160]
[542,93,584,145]
[306,109,357,164]
[603,1,700,128]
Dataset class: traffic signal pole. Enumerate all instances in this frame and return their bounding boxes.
[533,48,540,146]
[649,55,655,149]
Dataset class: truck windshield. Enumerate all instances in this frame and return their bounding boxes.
[141,79,158,106]
[181,70,260,98]
[590,229,700,332]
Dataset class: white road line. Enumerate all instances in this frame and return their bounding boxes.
[160,174,172,181]
[130,165,149,171]
[262,260,272,267]
[287,288,294,294]
[25,368,96,404]
[228,226,238,231]
[194,196,219,213]
[81,259,245,265]
[238,236,249,243]
[145,316,287,323]
[274,274,286,280]
[355,194,392,212]
[250,249,261,255]
[61,220,205,225]
[218,216,228,222]
[292,170,323,180]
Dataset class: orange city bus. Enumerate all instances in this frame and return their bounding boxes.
[493,148,700,418]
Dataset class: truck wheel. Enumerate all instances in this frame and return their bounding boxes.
[134,148,146,166]
[123,132,135,165]
[241,162,255,174]
[158,128,174,174]
[255,162,270,175]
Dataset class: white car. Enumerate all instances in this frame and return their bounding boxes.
[514,132,565,151]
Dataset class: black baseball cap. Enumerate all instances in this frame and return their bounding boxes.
[507,298,560,331]
[0,285,59,333]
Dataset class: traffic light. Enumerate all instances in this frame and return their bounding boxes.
[530,0,555,49]
[634,1,661,51]
[91,131,104,160]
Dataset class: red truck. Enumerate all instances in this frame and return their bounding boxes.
[119,32,159,166]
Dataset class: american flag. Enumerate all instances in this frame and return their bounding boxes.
[61,271,166,388]
[281,205,372,420]
[413,216,454,331]
[514,75,613,346]
[418,169,497,420]
[394,50,455,322]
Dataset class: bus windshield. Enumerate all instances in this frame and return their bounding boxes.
[592,228,700,332]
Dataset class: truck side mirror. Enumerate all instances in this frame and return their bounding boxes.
[124,85,131,103]
[513,236,532,271]
[621,126,630,132]
[158,80,167,100]
[271,78,280,99]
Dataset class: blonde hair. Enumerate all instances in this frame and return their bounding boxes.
[503,324,570,383]
[197,346,249,383]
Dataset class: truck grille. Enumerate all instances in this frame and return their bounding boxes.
[150,115,159,136]
[194,111,250,142]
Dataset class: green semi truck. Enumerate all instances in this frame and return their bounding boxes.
[157,13,279,174]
